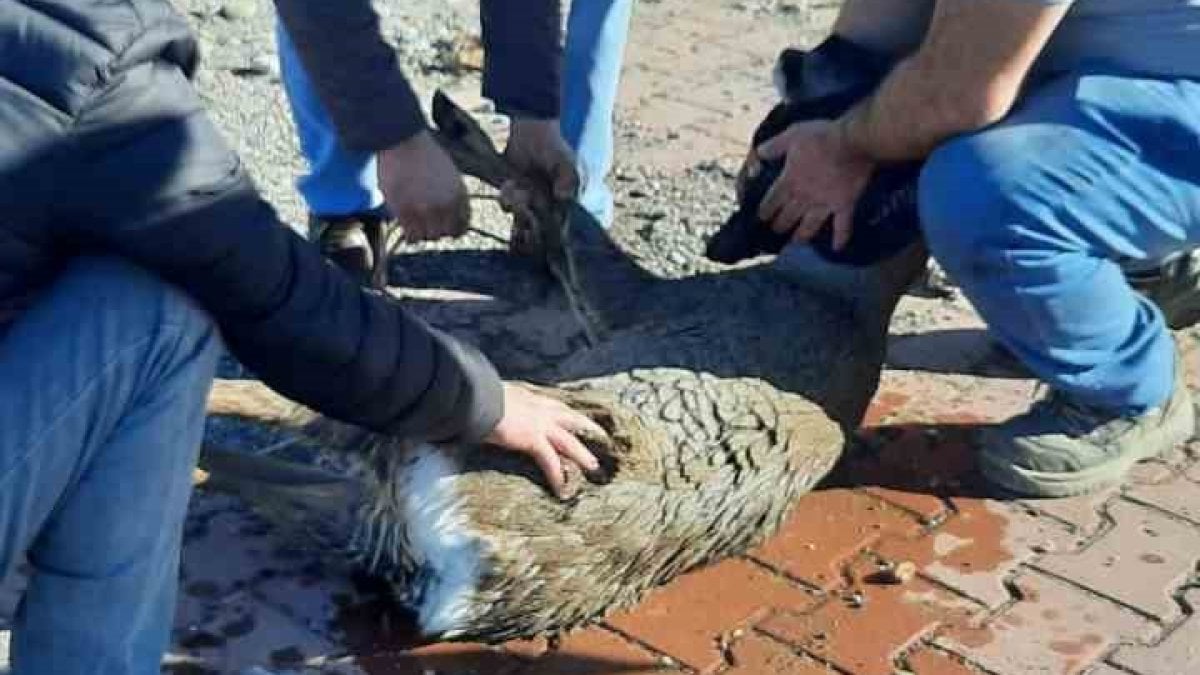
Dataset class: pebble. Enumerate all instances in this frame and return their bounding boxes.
[877,560,917,585]
[231,53,278,78]
[219,0,258,21]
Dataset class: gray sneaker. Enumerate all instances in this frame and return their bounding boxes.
[979,352,1194,497]
[1125,248,1200,330]
[310,209,395,290]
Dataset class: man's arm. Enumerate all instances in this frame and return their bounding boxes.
[63,67,502,444]
[836,0,1070,162]
[272,0,425,151]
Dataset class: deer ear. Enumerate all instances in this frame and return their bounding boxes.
[429,89,513,190]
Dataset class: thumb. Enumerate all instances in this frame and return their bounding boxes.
[755,128,793,162]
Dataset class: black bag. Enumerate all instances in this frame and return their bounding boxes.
[704,36,923,267]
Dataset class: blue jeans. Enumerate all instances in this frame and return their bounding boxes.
[0,257,221,674]
[276,0,635,227]
[919,70,1200,414]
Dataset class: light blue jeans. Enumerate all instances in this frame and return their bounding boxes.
[919,69,1200,414]
[0,257,221,673]
[276,0,635,227]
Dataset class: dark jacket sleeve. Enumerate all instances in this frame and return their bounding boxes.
[58,62,504,444]
[271,0,426,151]
[480,0,562,119]
[271,0,563,152]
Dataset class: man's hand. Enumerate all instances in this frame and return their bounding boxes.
[378,131,471,242]
[752,119,875,250]
[485,384,606,499]
[499,118,580,213]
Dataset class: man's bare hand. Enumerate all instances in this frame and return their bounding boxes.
[499,118,579,214]
[485,384,606,499]
[378,131,471,242]
[754,120,875,250]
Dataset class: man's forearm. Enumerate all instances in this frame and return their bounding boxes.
[832,0,1068,163]
[834,55,982,163]
[273,0,426,151]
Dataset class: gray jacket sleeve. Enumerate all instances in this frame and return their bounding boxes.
[273,0,563,152]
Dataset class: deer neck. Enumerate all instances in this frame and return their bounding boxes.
[769,240,929,334]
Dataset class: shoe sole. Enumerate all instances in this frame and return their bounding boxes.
[979,382,1196,499]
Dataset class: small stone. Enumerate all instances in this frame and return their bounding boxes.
[218,0,258,21]
[847,591,866,608]
[875,561,917,585]
[231,53,278,78]
[658,655,677,667]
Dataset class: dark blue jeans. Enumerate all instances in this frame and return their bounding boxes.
[919,70,1200,414]
[0,257,221,673]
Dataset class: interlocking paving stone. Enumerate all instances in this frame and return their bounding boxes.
[758,557,982,675]
[750,489,922,590]
[902,646,984,675]
[1083,664,1140,675]
[1110,589,1200,675]
[937,572,1155,675]
[605,558,818,673]
[1187,459,1200,483]
[1126,470,1200,525]
[1035,499,1200,622]
[852,372,1037,523]
[1022,490,1118,537]
[725,634,838,674]
[875,499,1075,609]
[848,421,974,523]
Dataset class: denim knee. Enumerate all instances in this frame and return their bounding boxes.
[917,135,1012,276]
